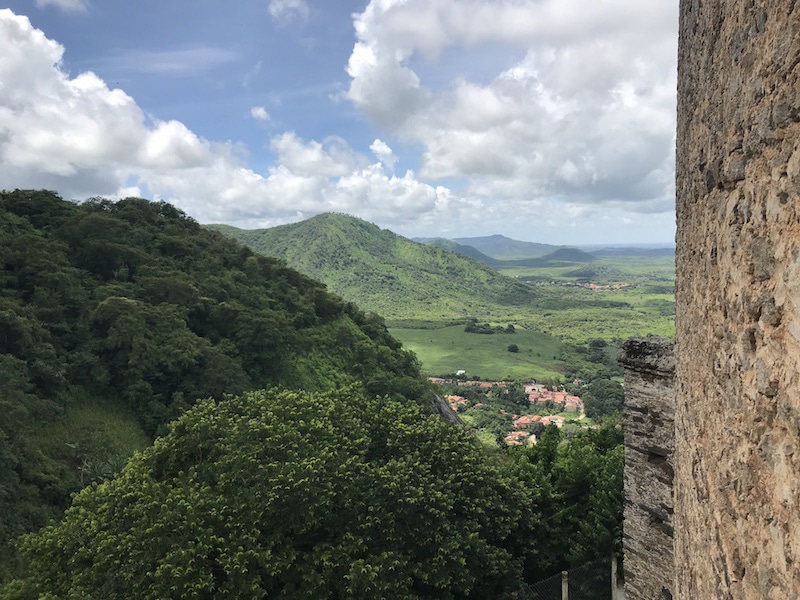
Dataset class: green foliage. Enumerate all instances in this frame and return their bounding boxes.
[464,321,517,335]
[211,216,675,345]
[2,192,630,596]
[508,344,519,353]
[207,214,538,320]
[0,191,430,582]
[506,426,624,576]
[582,379,625,420]
[4,387,531,599]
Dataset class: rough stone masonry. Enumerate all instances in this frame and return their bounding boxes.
[675,1,800,597]
[619,338,675,600]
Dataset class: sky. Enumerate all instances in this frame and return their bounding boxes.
[0,0,678,245]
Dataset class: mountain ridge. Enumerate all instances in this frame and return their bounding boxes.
[206,213,537,319]
[414,233,559,260]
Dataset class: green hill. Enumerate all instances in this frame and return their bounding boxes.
[536,247,596,263]
[450,234,559,260]
[417,238,596,269]
[2,193,625,597]
[419,238,501,266]
[0,192,429,580]
[208,214,537,319]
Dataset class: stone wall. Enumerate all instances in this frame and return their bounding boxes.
[675,1,800,597]
[619,338,675,600]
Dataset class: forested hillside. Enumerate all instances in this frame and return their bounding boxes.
[1,192,622,597]
[208,214,536,319]
[0,191,428,580]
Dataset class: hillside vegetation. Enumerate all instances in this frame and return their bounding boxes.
[0,191,428,581]
[390,323,566,381]
[208,214,536,319]
[1,191,624,598]
[211,215,674,349]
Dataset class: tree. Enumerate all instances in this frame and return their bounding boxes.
[505,425,623,578]
[582,379,624,420]
[507,343,520,353]
[4,387,531,599]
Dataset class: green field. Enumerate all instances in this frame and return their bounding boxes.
[390,323,566,380]
[521,286,675,343]
[494,255,675,343]
[498,255,676,284]
[390,254,675,377]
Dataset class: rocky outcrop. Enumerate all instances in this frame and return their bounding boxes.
[432,393,463,424]
[675,1,800,597]
[619,338,675,600]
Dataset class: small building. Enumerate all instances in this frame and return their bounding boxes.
[504,431,530,445]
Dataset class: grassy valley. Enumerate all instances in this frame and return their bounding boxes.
[212,213,671,459]
[389,323,566,381]
[212,214,674,376]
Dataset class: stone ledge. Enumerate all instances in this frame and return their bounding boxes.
[618,336,675,376]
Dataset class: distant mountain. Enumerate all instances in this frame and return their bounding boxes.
[470,247,597,269]
[450,234,560,260]
[416,238,594,268]
[208,214,536,319]
[588,246,676,258]
[538,247,596,263]
[421,238,502,267]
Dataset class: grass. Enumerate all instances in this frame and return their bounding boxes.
[390,323,566,380]
[498,256,676,284]
[522,285,675,343]
[475,430,498,447]
[387,256,676,345]
[34,392,151,477]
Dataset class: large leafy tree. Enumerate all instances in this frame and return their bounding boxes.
[582,379,625,420]
[3,387,531,599]
[505,425,623,580]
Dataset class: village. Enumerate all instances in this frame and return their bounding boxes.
[429,376,586,446]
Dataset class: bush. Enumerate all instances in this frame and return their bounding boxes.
[5,387,531,599]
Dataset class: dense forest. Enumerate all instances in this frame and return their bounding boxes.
[0,191,622,598]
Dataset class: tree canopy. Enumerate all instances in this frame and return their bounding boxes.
[3,387,532,600]
[582,379,625,420]
[0,190,429,581]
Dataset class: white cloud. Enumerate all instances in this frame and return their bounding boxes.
[99,47,239,74]
[0,7,676,243]
[34,0,88,13]
[346,0,678,215]
[270,132,364,178]
[0,10,478,231]
[268,0,309,24]
[369,139,397,173]
[250,106,270,121]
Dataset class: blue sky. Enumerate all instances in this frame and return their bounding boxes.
[0,0,678,244]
